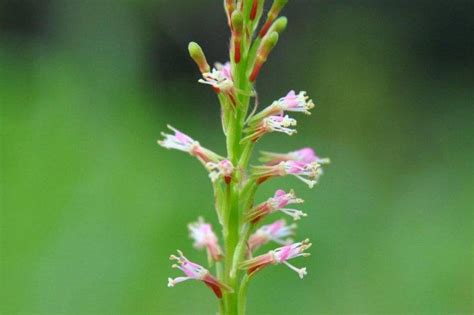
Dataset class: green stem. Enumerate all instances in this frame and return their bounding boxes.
[223,183,239,314]
[222,8,257,314]
[221,184,230,312]
[213,182,224,225]
[230,223,252,278]
[216,262,225,314]
[238,274,252,315]
[241,181,258,212]
[227,112,240,165]
[238,142,255,170]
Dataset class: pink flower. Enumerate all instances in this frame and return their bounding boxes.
[168,250,231,298]
[199,62,234,93]
[246,91,315,126]
[158,125,222,165]
[219,62,233,81]
[158,125,196,152]
[277,90,315,115]
[188,218,223,262]
[264,115,297,135]
[289,147,319,164]
[260,147,331,165]
[245,189,305,223]
[206,159,234,184]
[252,160,322,188]
[239,239,312,279]
[242,115,297,143]
[248,219,296,252]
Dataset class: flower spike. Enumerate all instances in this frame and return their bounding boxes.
[161,1,329,312]
[240,239,311,279]
[188,217,223,262]
[158,125,222,165]
[168,250,232,298]
[245,189,305,223]
[248,219,296,252]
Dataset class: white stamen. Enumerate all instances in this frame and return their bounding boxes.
[168,276,190,287]
[278,91,315,115]
[264,115,297,135]
[283,261,308,279]
[199,68,234,91]
[280,208,308,220]
[294,175,317,188]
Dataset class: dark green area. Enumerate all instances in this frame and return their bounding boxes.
[1,1,473,314]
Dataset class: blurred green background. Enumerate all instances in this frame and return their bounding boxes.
[1,0,473,314]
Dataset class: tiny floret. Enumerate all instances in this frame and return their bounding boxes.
[168,250,231,298]
[252,160,323,188]
[260,147,331,165]
[158,125,222,165]
[243,115,297,143]
[206,159,234,184]
[282,161,322,188]
[245,189,305,223]
[188,218,223,262]
[264,115,297,135]
[277,90,315,115]
[247,91,315,126]
[158,125,197,153]
[168,250,208,287]
[199,62,234,93]
[248,219,296,252]
[239,239,312,279]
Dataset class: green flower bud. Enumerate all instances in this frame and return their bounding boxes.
[231,11,244,33]
[250,32,279,81]
[188,42,210,74]
[269,0,289,18]
[270,16,288,34]
[262,31,279,53]
[259,0,289,37]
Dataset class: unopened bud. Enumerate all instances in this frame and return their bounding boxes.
[188,42,210,74]
[231,11,244,63]
[224,0,235,26]
[250,32,279,82]
[263,31,279,52]
[225,0,235,11]
[272,0,289,13]
[250,0,259,21]
[269,16,288,34]
[259,0,289,38]
[231,11,244,31]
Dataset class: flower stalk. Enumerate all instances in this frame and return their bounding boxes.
[159,1,329,314]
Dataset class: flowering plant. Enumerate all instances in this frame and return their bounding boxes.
[159,1,329,314]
